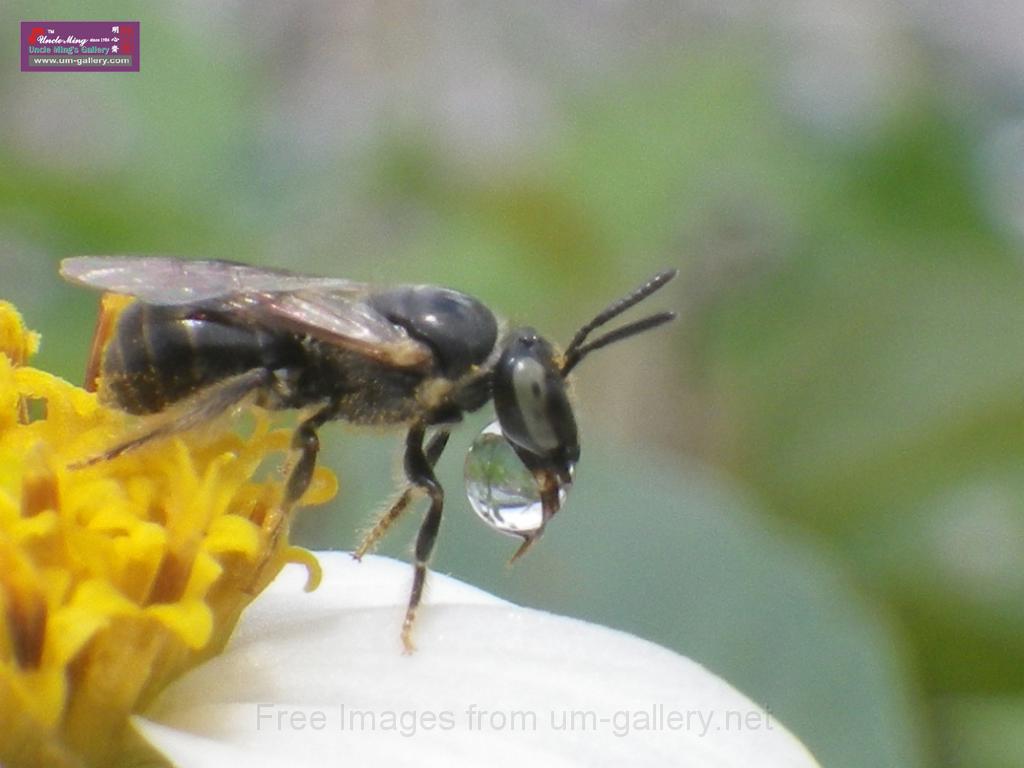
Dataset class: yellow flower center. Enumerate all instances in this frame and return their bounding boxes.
[0,301,335,767]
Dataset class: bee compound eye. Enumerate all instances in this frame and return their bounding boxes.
[493,331,579,462]
[463,420,572,537]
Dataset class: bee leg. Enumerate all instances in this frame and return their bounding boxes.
[71,368,271,468]
[353,429,449,560]
[400,422,447,654]
[250,404,339,591]
[282,405,339,512]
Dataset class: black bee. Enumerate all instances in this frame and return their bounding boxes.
[61,256,676,651]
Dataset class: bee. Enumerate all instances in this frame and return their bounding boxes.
[61,256,676,651]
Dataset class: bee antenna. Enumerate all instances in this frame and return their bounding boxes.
[561,311,675,375]
[561,269,677,375]
[564,269,676,357]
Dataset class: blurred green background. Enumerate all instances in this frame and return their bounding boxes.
[5,2,1024,766]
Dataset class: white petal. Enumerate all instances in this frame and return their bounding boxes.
[137,553,819,768]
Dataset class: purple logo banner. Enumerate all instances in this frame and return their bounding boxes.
[21,21,140,72]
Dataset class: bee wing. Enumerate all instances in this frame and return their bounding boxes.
[60,256,361,305]
[229,291,434,369]
[62,256,435,370]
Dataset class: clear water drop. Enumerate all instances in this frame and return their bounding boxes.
[464,420,570,536]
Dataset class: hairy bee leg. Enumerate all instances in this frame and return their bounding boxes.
[352,430,450,560]
[70,368,271,468]
[353,491,413,561]
[400,422,446,654]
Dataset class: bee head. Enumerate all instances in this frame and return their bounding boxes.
[472,270,677,560]
[490,268,678,475]
[492,328,579,483]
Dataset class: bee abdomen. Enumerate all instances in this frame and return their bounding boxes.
[101,302,290,414]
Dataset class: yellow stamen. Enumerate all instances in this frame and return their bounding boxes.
[0,301,334,767]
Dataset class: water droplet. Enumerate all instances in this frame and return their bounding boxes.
[464,420,570,536]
